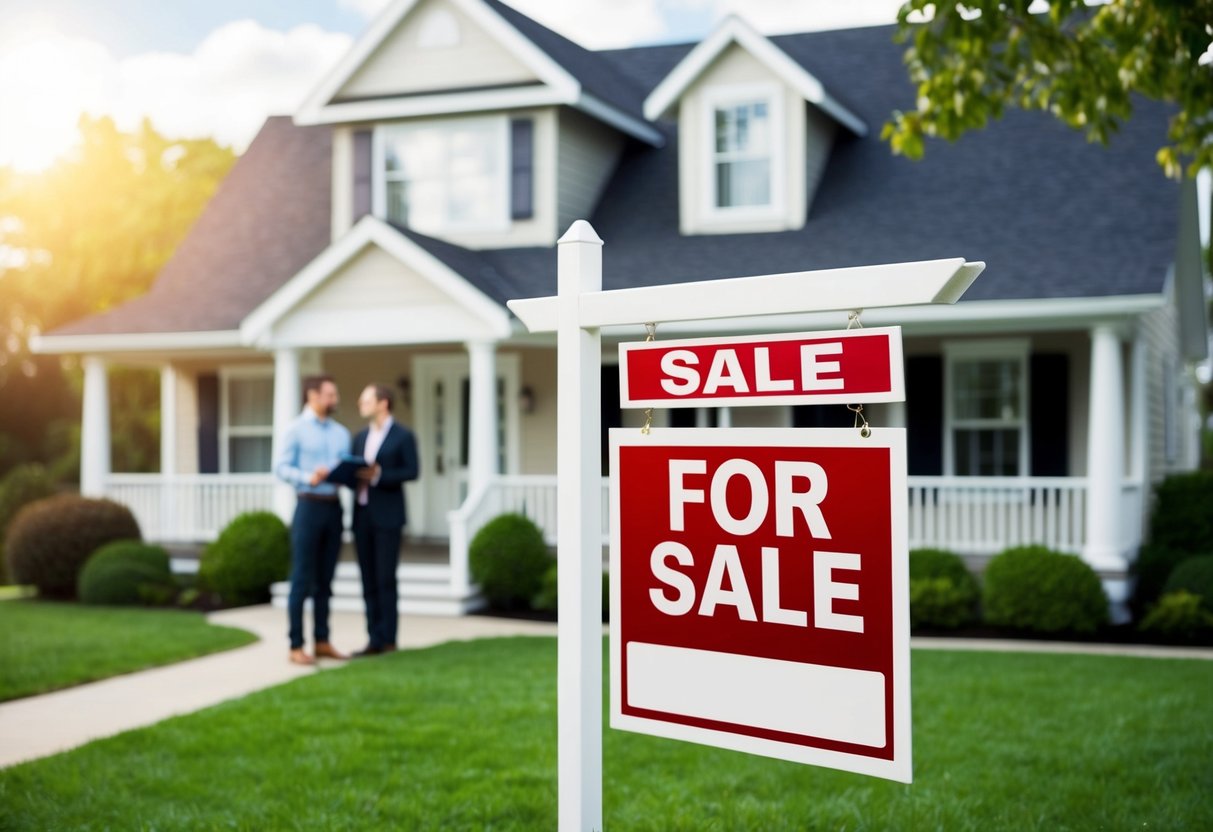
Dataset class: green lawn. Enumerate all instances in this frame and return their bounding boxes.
[0,601,257,701]
[1,638,1209,831]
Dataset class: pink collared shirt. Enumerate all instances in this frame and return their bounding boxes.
[357,418,392,506]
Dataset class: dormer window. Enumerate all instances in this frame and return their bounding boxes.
[702,83,785,221]
[374,117,509,235]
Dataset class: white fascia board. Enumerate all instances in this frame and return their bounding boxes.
[642,15,866,137]
[295,0,579,125]
[295,86,569,126]
[241,216,511,348]
[30,330,243,355]
[587,294,1166,341]
[576,92,665,147]
[509,258,983,333]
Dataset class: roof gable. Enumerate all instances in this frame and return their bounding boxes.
[295,0,662,145]
[241,216,512,348]
[643,16,866,136]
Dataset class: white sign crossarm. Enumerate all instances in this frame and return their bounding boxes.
[508,258,985,333]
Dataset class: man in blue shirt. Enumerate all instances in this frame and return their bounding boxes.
[275,374,351,665]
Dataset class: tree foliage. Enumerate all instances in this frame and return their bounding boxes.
[884,0,1213,178]
[0,117,235,476]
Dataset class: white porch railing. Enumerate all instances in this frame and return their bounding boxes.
[104,473,276,542]
[448,474,1146,568]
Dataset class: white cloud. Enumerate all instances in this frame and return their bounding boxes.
[0,20,351,170]
[709,0,904,34]
[339,0,395,18]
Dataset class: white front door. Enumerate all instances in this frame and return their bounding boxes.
[411,353,520,538]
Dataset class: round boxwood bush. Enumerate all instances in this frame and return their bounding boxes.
[1133,471,1213,614]
[78,540,176,605]
[1138,591,1213,640]
[469,513,550,610]
[908,548,979,629]
[4,494,141,598]
[1162,555,1213,613]
[983,545,1108,634]
[199,511,290,606]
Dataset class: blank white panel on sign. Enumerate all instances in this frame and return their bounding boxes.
[627,642,886,748]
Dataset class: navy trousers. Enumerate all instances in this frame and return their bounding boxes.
[353,508,402,649]
[287,499,343,649]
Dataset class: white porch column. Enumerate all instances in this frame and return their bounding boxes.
[272,348,301,522]
[160,364,178,476]
[80,356,111,498]
[1084,325,1126,571]
[466,340,499,495]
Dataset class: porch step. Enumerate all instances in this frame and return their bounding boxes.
[269,560,484,617]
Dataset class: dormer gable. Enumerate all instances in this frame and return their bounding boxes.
[644,16,865,237]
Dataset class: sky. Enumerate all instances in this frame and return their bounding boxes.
[0,0,909,171]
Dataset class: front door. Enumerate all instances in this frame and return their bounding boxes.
[411,353,520,538]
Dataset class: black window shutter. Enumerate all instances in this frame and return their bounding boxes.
[197,373,220,475]
[600,364,621,475]
[352,129,373,221]
[905,356,944,476]
[510,119,534,220]
[1029,354,1069,476]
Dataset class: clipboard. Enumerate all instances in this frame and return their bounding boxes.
[325,453,368,487]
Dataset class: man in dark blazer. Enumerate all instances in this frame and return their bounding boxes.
[351,383,419,655]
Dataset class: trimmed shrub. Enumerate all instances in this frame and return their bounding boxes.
[983,545,1108,634]
[469,513,550,610]
[0,464,57,584]
[1162,555,1213,612]
[1139,591,1213,640]
[78,541,175,606]
[199,511,290,606]
[1134,472,1213,613]
[908,548,979,629]
[532,561,558,613]
[4,495,141,598]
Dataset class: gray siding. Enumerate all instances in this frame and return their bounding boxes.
[556,108,625,233]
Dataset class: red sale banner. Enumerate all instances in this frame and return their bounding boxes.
[618,327,904,408]
[609,427,911,782]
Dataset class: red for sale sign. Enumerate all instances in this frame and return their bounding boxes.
[618,327,904,409]
[609,427,911,782]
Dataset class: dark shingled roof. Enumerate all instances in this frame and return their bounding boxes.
[52,21,1180,338]
[51,116,332,336]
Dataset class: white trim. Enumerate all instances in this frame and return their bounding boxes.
[701,82,786,221]
[31,330,243,355]
[373,115,511,234]
[218,365,275,474]
[297,86,566,126]
[643,15,866,136]
[943,339,1030,477]
[240,215,512,348]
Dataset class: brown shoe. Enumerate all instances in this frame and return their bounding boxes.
[288,648,315,666]
[314,642,348,660]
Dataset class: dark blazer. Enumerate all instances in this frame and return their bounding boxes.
[351,421,419,529]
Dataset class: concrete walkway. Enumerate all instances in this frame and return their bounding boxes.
[0,605,557,769]
[1,606,1209,770]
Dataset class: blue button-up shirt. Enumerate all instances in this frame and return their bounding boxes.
[274,407,351,497]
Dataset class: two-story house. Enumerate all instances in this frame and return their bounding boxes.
[32,0,1208,619]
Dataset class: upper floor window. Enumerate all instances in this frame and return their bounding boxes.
[703,84,784,218]
[376,117,509,236]
[944,341,1029,477]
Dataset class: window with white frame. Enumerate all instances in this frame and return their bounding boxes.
[945,342,1029,477]
[221,369,274,474]
[376,117,508,235]
[704,84,783,216]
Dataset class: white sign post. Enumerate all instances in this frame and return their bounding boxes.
[508,220,983,831]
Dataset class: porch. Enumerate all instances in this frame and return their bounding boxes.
[105,471,1145,611]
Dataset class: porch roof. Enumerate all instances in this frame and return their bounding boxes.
[41,24,1183,345]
